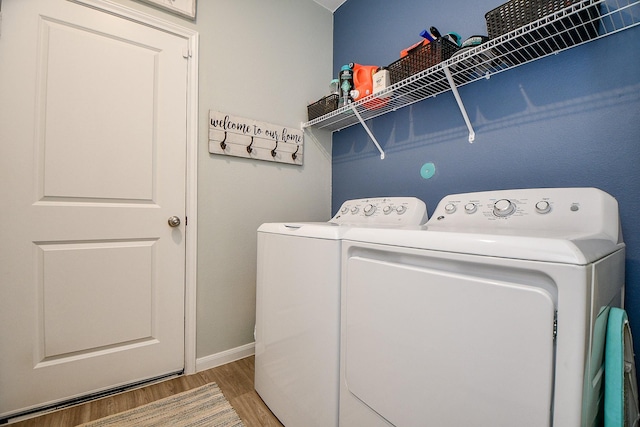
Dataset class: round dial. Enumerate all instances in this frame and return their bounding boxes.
[535,201,551,214]
[363,204,376,216]
[444,203,456,214]
[340,206,349,214]
[493,199,515,217]
[464,203,477,214]
[383,205,393,215]
[396,205,407,215]
[350,206,359,214]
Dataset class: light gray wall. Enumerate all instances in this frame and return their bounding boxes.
[112,0,334,359]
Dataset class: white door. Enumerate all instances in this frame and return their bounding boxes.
[0,0,189,418]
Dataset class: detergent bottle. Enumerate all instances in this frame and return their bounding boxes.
[350,63,378,101]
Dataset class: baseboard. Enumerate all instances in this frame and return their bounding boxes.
[195,342,255,372]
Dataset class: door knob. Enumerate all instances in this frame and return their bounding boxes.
[168,216,181,227]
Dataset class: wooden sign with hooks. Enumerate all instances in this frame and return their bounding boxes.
[208,110,303,165]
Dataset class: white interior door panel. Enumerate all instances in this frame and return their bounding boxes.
[0,0,189,418]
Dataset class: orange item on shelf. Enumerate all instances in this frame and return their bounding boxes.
[400,39,429,58]
[351,63,388,110]
[352,64,378,100]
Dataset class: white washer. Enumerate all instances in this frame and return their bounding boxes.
[254,197,427,427]
[339,188,625,427]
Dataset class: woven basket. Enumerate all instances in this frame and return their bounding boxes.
[307,94,339,121]
[387,38,460,84]
[486,0,601,64]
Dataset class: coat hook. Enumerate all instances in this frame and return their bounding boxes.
[292,145,299,161]
[247,136,254,154]
[271,140,278,158]
[220,131,227,150]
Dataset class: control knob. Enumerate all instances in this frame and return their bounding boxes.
[464,203,477,214]
[364,204,376,216]
[444,203,456,214]
[383,205,393,215]
[396,206,407,215]
[535,201,551,214]
[350,206,359,214]
[493,199,515,217]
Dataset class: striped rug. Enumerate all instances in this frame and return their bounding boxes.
[78,383,245,427]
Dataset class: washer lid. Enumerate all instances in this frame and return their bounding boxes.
[258,222,350,239]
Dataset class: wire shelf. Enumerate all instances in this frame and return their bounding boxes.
[303,0,640,134]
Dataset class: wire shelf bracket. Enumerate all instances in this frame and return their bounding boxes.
[443,65,475,143]
[350,103,386,159]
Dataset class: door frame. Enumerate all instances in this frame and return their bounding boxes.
[71,0,199,374]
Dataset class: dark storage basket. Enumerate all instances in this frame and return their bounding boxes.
[485,0,597,37]
[307,94,339,121]
[485,0,600,64]
[387,38,460,84]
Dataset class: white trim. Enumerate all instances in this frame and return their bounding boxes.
[70,0,199,375]
[136,0,196,20]
[184,31,199,375]
[196,343,256,373]
[69,0,194,37]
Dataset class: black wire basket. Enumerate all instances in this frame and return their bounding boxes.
[387,38,460,84]
[486,0,601,64]
[307,94,339,121]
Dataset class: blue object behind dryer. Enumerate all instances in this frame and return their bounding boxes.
[605,308,640,427]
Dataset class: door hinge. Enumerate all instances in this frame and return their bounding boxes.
[182,48,192,59]
[553,310,558,340]
[185,216,188,226]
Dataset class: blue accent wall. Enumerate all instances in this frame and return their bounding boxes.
[333,0,640,371]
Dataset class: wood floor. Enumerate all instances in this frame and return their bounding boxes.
[8,356,283,427]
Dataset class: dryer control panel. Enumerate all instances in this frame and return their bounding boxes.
[427,188,620,243]
[331,197,427,226]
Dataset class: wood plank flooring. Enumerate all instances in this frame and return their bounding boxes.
[8,356,283,427]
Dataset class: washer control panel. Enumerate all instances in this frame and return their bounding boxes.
[331,197,427,226]
[427,188,620,240]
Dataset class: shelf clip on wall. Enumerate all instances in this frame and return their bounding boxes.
[350,103,386,159]
[443,65,475,143]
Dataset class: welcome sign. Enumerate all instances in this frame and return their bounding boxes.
[208,110,303,165]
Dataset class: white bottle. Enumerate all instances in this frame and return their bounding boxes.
[372,67,391,98]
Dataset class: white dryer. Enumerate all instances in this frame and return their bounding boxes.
[339,188,625,427]
[254,197,427,427]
